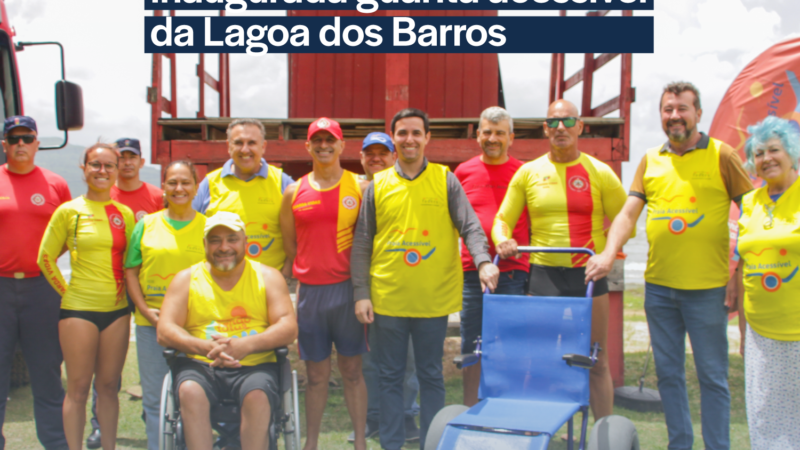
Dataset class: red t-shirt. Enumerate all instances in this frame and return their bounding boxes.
[0,165,71,276]
[455,156,530,272]
[110,182,163,222]
[291,171,361,285]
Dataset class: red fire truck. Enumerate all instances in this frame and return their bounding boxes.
[147,9,634,387]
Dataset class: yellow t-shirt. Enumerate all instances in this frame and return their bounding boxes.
[371,163,462,317]
[133,212,206,326]
[38,196,135,312]
[738,182,800,341]
[205,165,286,270]
[185,260,276,365]
[492,153,627,267]
[640,139,736,289]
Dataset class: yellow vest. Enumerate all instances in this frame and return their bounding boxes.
[371,164,462,317]
[643,140,731,289]
[185,260,276,365]
[738,182,800,341]
[206,165,285,270]
[136,212,206,326]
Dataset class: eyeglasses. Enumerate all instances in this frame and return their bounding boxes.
[5,134,35,145]
[763,203,776,230]
[545,117,578,128]
[86,161,118,172]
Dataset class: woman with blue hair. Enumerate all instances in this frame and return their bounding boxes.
[736,115,800,449]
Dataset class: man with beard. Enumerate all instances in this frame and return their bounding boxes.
[492,99,628,423]
[454,106,529,406]
[157,211,298,450]
[279,118,368,450]
[352,108,499,450]
[351,131,421,444]
[585,82,752,450]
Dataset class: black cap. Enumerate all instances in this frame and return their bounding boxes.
[115,138,141,156]
[4,116,37,135]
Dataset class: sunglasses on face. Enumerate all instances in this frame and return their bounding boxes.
[86,161,118,172]
[6,134,35,145]
[545,117,578,128]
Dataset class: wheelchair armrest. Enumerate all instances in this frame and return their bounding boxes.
[275,346,289,364]
[562,353,593,369]
[454,353,480,370]
[162,348,179,368]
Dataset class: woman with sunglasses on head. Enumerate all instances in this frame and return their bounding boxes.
[736,116,800,449]
[37,143,135,450]
[124,160,206,450]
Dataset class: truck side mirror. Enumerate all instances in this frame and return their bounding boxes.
[56,80,83,131]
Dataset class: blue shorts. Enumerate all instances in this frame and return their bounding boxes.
[297,279,368,362]
[460,270,528,354]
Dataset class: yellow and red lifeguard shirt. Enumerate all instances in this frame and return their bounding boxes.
[291,170,361,285]
[38,196,135,312]
[185,259,276,365]
[629,135,753,290]
[371,163,462,317]
[738,182,800,341]
[492,153,627,268]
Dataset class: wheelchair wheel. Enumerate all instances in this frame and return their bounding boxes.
[586,415,640,450]
[159,371,183,450]
[424,404,469,450]
[282,369,302,450]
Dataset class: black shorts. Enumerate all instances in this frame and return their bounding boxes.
[528,264,609,298]
[173,358,280,412]
[59,307,130,332]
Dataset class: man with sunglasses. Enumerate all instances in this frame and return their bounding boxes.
[0,116,70,450]
[492,100,627,423]
[585,82,753,450]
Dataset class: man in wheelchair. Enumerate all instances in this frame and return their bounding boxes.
[158,211,298,450]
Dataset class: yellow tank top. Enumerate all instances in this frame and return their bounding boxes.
[185,260,276,365]
[371,164,462,317]
[643,140,732,289]
[205,165,285,270]
[136,212,206,326]
[738,182,800,341]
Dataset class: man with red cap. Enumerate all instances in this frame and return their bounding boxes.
[280,118,369,450]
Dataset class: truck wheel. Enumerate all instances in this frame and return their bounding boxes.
[424,405,469,450]
[587,415,639,450]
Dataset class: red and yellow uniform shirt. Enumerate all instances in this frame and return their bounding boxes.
[185,260,276,365]
[0,165,71,277]
[371,163,462,317]
[738,182,800,341]
[205,165,286,270]
[492,153,627,268]
[38,196,135,311]
[291,170,361,285]
[455,156,530,272]
[629,135,753,290]
[111,182,163,222]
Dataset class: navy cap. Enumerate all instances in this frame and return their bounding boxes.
[362,132,394,153]
[115,138,141,156]
[3,116,37,135]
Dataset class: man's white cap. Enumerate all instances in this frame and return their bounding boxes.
[204,211,246,237]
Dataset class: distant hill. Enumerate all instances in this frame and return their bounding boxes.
[34,144,161,198]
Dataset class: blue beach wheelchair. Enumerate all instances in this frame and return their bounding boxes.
[426,247,639,450]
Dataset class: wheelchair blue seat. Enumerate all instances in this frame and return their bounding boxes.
[449,397,582,436]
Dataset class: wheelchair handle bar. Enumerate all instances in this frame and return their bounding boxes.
[489,247,596,298]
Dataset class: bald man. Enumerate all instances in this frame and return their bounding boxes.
[491,100,629,420]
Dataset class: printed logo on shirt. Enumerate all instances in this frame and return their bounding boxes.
[203,306,258,339]
[109,213,125,230]
[342,196,358,210]
[30,193,45,206]
[136,210,147,221]
[386,229,436,266]
[186,244,205,254]
[692,170,713,180]
[258,196,276,205]
[421,197,445,207]
[744,247,798,292]
[568,175,590,193]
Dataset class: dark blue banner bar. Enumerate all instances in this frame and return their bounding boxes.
[145,0,653,12]
[144,16,653,53]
